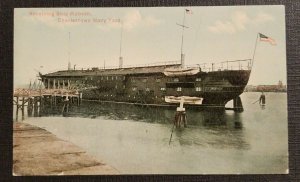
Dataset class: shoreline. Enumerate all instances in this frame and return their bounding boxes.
[13,122,119,175]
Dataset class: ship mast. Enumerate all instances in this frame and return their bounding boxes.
[177,9,189,68]
[68,32,71,70]
[119,21,124,68]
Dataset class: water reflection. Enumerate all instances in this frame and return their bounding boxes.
[38,101,245,128]
[171,111,249,150]
[31,101,249,150]
[21,93,288,174]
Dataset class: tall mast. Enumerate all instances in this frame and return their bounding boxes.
[177,9,189,68]
[68,32,71,70]
[181,10,186,56]
[119,21,124,68]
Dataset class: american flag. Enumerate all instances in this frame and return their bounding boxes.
[185,9,193,14]
[259,33,276,45]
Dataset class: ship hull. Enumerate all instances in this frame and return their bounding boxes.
[82,70,250,108]
[41,67,251,109]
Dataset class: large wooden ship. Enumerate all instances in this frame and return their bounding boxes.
[40,10,252,109]
[40,59,251,109]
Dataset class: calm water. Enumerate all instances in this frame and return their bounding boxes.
[19,92,288,174]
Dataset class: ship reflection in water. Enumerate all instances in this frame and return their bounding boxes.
[38,100,248,149]
[24,92,288,174]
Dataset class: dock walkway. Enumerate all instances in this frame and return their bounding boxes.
[13,88,83,121]
[13,122,118,175]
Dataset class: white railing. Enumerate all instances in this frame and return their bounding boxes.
[44,59,251,75]
[88,60,181,70]
[186,59,252,72]
[47,60,181,73]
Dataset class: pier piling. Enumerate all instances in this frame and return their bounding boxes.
[174,111,187,128]
[173,97,188,128]
[21,97,25,120]
[15,97,19,121]
[13,88,82,121]
[27,97,33,117]
[54,93,57,106]
[33,97,38,117]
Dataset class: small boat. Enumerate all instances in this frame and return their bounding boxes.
[163,67,200,76]
[165,96,203,105]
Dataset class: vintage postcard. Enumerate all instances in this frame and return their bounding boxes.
[13,6,287,175]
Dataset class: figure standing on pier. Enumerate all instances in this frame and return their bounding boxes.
[259,92,266,106]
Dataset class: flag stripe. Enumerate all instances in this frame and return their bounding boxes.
[259,33,276,45]
[259,33,268,39]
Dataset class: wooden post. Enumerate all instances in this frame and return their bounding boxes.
[40,96,44,114]
[68,80,70,90]
[39,89,43,108]
[66,94,69,112]
[53,79,56,89]
[79,92,82,105]
[62,103,66,113]
[174,111,187,128]
[47,79,50,89]
[15,97,19,121]
[54,93,57,106]
[21,97,25,120]
[33,97,38,117]
[77,94,80,106]
[174,98,187,128]
[37,97,41,117]
[66,102,69,113]
[50,95,53,108]
[27,97,33,117]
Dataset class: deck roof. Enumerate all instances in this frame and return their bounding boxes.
[43,64,181,77]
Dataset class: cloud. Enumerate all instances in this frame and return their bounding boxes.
[208,11,274,34]
[231,11,249,31]
[97,10,162,32]
[144,16,161,26]
[253,12,275,24]
[123,10,162,30]
[123,9,142,30]
[208,20,237,34]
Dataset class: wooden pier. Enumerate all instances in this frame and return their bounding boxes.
[13,122,118,175]
[13,88,82,121]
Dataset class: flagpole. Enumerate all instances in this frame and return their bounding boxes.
[68,32,71,69]
[177,9,190,68]
[180,9,186,56]
[180,9,187,68]
[119,21,124,68]
[119,21,123,58]
[251,33,259,69]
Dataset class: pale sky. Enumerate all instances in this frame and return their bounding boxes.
[14,6,286,87]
